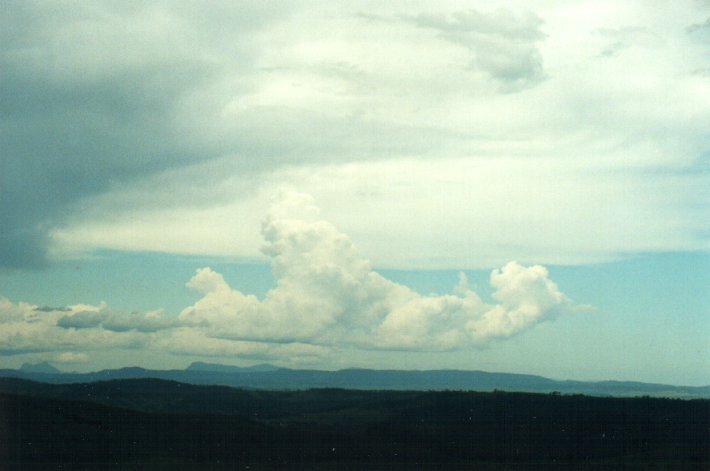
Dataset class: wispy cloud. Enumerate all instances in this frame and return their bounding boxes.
[410,8,547,91]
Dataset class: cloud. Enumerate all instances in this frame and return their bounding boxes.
[594,27,661,57]
[102,310,176,333]
[34,306,71,312]
[179,192,577,351]
[159,328,327,364]
[3,2,708,272]
[0,299,150,356]
[686,17,710,40]
[56,307,176,332]
[0,297,35,323]
[54,351,89,364]
[0,1,293,268]
[411,8,546,91]
[56,310,103,329]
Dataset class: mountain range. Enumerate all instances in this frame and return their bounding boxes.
[1,362,708,398]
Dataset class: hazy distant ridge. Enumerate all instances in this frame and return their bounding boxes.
[186,361,280,373]
[1,363,708,398]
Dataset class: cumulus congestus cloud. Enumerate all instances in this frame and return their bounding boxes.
[179,192,578,351]
[0,192,581,360]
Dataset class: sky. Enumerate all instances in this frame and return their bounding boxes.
[1,0,708,386]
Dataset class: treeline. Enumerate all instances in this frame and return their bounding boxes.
[0,379,708,469]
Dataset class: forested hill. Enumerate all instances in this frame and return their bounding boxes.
[1,377,708,469]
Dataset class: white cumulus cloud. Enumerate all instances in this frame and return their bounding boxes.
[0,192,583,367]
[0,298,149,356]
[179,192,578,351]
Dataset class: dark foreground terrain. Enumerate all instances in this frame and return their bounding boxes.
[0,378,708,470]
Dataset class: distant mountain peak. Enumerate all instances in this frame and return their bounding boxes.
[20,362,61,374]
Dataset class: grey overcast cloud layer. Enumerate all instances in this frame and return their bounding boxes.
[1,0,709,270]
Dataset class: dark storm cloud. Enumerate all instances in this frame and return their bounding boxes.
[1,5,198,268]
[1,1,455,268]
[0,1,295,269]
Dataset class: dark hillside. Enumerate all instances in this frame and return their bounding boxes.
[1,379,708,469]
[0,392,275,469]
